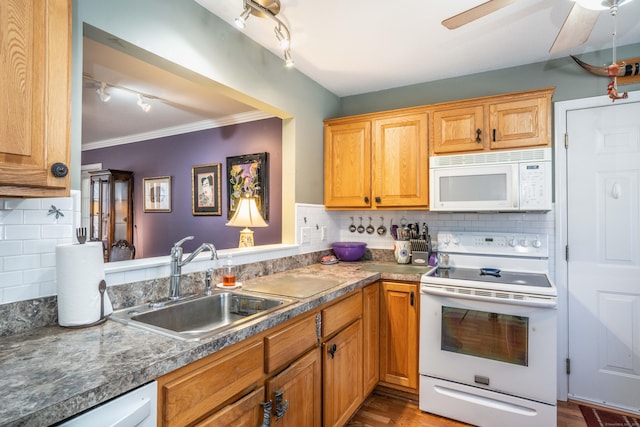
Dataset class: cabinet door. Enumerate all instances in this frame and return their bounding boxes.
[266,347,322,427]
[380,281,419,392]
[196,386,266,427]
[324,121,372,208]
[489,95,550,150]
[363,283,380,396]
[373,113,429,208]
[0,0,71,197]
[323,319,363,427]
[432,105,485,154]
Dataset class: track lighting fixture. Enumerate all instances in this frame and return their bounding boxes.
[235,6,251,29]
[284,49,294,68]
[96,82,111,102]
[136,94,151,112]
[274,24,289,49]
[235,0,294,67]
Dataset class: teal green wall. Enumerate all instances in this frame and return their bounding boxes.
[341,43,640,116]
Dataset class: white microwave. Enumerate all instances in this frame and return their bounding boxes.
[429,148,552,212]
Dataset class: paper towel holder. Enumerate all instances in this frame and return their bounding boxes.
[62,280,109,329]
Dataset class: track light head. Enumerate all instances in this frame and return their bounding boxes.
[235,6,251,29]
[284,49,294,68]
[274,24,290,49]
[137,94,151,112]
[96,82,111,103]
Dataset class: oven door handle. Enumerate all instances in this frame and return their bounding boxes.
[420,287,557,309]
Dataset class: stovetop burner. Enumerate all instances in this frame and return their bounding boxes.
[429,267,551,288]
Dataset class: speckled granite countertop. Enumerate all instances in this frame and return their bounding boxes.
[0,261,429,426]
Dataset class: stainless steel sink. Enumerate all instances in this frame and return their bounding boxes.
[110,291,294,341]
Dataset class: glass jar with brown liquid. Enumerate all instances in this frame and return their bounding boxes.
[222,254,236,286]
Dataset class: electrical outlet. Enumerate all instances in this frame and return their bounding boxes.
[320,226,327,241]
[301,227,311,243]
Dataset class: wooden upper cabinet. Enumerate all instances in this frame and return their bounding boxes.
[324,108,429,210]
[324,120,372,208]
[489,94,551,150]
[430,87,554,156]
[0,0,71,197]
[373,112,429,208]
[432,104,484,154]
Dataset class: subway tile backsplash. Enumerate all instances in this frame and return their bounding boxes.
[0,195,555,306]
[0,192,76,304]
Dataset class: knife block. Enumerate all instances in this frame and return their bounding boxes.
[411,251,429,265]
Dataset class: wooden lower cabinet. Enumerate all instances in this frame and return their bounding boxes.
[323,319,363,427]
[266,347,322,426]
[157,338,264,426]
[379,281,419,393]
[195,386,266,427]
[362,283,380,396]
[156,287,382,427]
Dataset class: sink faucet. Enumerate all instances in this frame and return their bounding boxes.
[169,236,218,300]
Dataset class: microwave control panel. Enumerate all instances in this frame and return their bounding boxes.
[519,162,552,210]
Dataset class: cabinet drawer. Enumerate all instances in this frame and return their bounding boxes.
[264,314,318,374]
[160,340,264,426]
[322,291,362,338]
[195,386,265,427]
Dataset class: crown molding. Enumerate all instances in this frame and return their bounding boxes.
[82,110,274,151]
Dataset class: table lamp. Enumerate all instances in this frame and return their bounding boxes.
[225,195,268,247]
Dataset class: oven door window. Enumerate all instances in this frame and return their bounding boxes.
[442,306,528,366]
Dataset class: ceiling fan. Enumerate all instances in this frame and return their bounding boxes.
[441,0,632,54]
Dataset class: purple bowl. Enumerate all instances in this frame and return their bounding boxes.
[331,242,367,261]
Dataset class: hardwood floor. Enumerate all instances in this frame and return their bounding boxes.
[347,391,588,426]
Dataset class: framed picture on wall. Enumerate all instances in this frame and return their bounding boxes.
[192,163,222,215]
[143,176,172,212]
[227,152,268,220]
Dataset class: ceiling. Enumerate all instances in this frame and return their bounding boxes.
[82,0,640,147]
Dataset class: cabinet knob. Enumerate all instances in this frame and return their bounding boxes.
[364,196,369,204]
[328,343,337,359]
[475,129,482,143]
[375,196,381,203]
[50,162,68,178]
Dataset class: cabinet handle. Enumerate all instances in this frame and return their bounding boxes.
[364,196,369,204]
[492,128,497,142]
[260,400,272,427]
[410,291,415,307]
[50,162,69,178]
[475,129,482,143]
[328,343,337,359]
[375,196,381,203]
[274,390,289,421]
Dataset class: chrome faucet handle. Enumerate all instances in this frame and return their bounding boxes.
[173,236,194,248]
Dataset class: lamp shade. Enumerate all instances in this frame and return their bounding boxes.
[226,196,268,228]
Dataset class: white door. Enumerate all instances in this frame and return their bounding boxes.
[566,100,640,412]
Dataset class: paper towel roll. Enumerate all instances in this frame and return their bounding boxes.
[56,242,113,327]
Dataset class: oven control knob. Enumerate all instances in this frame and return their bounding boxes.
[508,237,517,247]
[452,235,460,245]
[532,236,542,248]
[520,238,529,247]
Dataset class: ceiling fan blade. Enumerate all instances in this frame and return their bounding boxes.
[549,3,600,53]
[442,0,517,30]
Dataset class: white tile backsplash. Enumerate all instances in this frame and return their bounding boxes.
[0,194,556,305]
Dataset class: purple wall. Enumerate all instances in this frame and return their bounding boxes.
[82,118,282,258]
